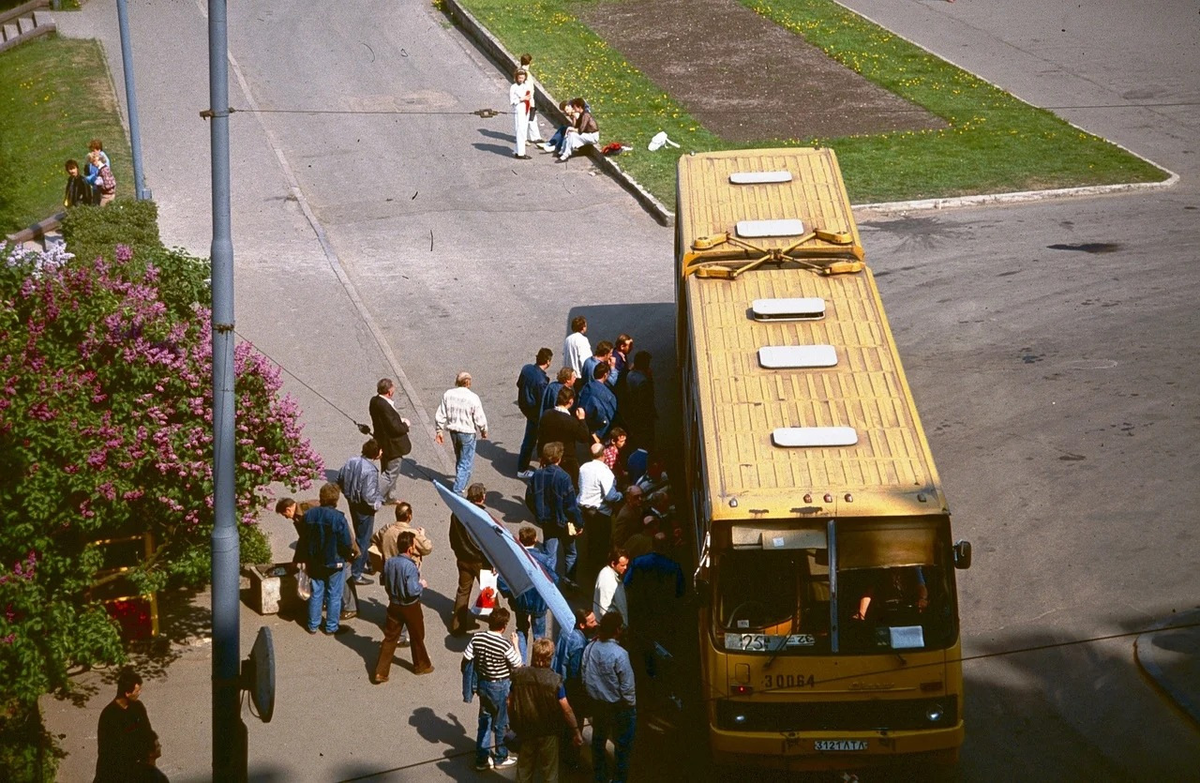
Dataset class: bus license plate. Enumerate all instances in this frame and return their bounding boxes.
[815,740,868,752]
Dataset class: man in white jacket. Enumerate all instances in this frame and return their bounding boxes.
[435,372,489,495]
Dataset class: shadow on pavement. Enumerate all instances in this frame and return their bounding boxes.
[473,142,515,158]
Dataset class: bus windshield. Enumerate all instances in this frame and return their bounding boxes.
[835,519,957,653]
[711,519,956,655]
[713,526,832,655]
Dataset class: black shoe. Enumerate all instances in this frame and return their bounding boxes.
[351,576,372,586]
[514,154,532,160]
[323,626,353,636]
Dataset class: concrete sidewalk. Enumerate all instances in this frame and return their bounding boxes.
[45,0,673,780]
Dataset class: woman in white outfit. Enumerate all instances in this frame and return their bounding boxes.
[518,54,545,144]
[558,97,599,162]
[509,70,534,160]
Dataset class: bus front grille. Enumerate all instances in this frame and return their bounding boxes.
[716,697,957,733]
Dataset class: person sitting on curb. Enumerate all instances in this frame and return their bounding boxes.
[558,97,599,163]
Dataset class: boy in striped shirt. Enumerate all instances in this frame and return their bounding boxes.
[463,607,522,770]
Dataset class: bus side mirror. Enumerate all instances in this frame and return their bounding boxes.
[953,540,972,570]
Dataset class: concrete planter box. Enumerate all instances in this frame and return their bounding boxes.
[244,562,303,616]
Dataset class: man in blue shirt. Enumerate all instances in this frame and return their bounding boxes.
[373,531,433,683]
[526,442,584,579]
[580,340,613,392]
[299,483,354,635]
[581,611,636,783]
[578,362,618,439]
[540,367,576,418]
[337,439,385,584]
[624,534,685,679]
[516,348,553,479]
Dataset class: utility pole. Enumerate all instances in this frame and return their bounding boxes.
[114,0,150,200]
[207,0,243,779]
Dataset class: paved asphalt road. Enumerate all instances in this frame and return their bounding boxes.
[44,0,1198,780]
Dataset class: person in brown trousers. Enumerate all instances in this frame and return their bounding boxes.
[450,483,492,635]
[373,531,433,683]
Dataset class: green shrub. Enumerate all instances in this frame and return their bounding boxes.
[138,245,211,321]
[240,524,273,566]
[60,200,209,319]
[61,199,161,265]
[0,704,62,783]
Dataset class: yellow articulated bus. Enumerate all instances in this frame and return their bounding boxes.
[675,148,972,772]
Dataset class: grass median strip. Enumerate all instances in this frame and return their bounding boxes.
[0,36,132,233]
[453,0,1166,205]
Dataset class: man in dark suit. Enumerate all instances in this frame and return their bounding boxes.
[370,378,412,503]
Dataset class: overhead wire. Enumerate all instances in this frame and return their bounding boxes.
[227,99,1200,119]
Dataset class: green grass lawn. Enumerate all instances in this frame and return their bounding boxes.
[0,35,132,234]
[454,0,1166,206]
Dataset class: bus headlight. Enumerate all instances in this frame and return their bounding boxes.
[925,704,945,723]
[733,714,748,726]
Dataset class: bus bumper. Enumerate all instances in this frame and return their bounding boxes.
[710,722,963,771]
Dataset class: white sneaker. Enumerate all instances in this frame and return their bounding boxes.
[541,143,555,152]
[493,756,517,769]
[517,470,535,479]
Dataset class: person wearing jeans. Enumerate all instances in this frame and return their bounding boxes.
[337,438,384,584]
[516,348,553,478]
[450,431,477,495]
[525,442,584,580]
[581,611,636,783]
[498,526,557,662]
[435,371,489,495]
[299,483,354,635]
[463,608,523,770]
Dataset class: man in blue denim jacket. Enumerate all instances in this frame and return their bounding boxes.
[525,442,584,579]
[298,483,354,635]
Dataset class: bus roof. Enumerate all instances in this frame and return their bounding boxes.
[677,148,946,523]
[677,148,864,277]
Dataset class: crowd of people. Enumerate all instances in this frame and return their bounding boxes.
[279,317,682,781]
[63,138,117,208]
[96,318,680,781]
[509,53,599,163]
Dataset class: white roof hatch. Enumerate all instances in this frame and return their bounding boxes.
[772,427,858,448]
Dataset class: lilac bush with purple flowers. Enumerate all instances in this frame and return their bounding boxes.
[0,241,322,708]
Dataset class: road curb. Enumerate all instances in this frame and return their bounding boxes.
[441,0,675,226]
[835,0,1180,216]
[1134,610,1200,730]
[855,172,1180,217]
